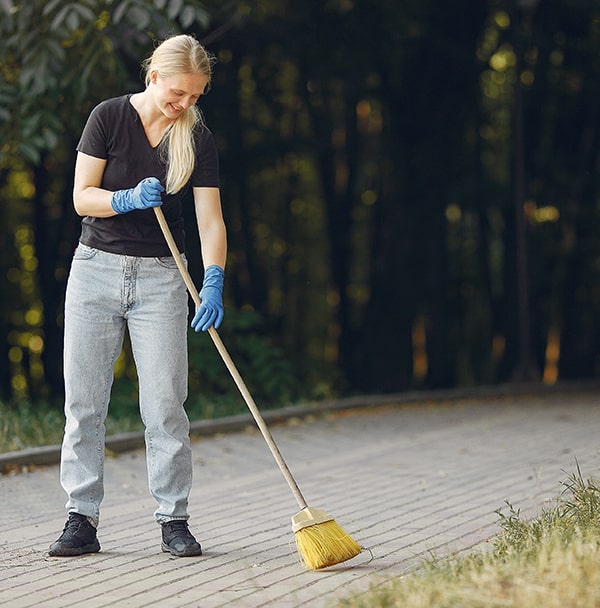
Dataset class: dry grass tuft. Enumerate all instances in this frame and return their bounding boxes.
[333,462,600,608]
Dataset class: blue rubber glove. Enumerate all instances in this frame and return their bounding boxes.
[111,177,164,214]
[192,265,225,332]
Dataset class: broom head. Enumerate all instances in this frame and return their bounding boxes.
[292,507,361,570]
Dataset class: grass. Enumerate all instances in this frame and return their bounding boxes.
[0,391,262,453]
[0,378,305,454]
[332,463,600,608]
[0,402,66,452]
[0,399,148,453]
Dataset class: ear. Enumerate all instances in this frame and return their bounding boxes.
[150,69,159,85]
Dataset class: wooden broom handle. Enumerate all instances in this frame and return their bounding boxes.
[154,206,308,511]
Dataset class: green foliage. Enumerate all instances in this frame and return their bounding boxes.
[492,467,600,566]
[493,499,550,559]
[185,308,305,419]
[558,460,600,528]
[0,308,306,451]
[0,0,214,164]
[493,463,600,566]
[0,0,229,403]
[106,309,307,423]
[105,378,145,425]
[0,401,65,452]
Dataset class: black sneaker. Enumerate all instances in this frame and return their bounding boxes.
[161,520,202,557]
[48,513,100,557]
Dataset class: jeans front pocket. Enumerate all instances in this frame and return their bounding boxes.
[154,254,187,270]
[73,243,98,261]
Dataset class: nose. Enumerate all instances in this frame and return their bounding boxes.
[180,96,197,110]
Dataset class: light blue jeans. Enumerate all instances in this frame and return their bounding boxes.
[60,243,192,527]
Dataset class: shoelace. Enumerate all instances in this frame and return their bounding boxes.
[165,520,189,532]
[60,515,85,537]
[65,517,79,529]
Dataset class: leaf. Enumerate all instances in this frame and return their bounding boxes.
[72,2,97,22]
[17,29,39,55]
[78,45,105,92]
[167,0,183,21]
[179,5,195,28]
[0,83,18,104]
[18,141,41,165]
[44,38,67,63]
[18,65,35,89]
[126,5,152,30]
[112,0,132,24]
[41,127,60,151]
[0,0,14,15]
[193,6,210,29]
[49,4,71,32]
[21,113,42,139]
[65,8,80,32]
[40,110,63,134]
[41,0,64,17]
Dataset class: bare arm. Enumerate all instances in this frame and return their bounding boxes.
[193,187,227,270]
[72,152,117,217]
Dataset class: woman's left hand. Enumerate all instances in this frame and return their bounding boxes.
[192,265,224,332]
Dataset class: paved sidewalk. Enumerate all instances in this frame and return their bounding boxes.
[1,386,599,607]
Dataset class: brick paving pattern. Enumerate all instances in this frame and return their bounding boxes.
[1,387,599,607]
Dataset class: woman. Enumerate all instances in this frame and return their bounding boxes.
[49,34,226,558]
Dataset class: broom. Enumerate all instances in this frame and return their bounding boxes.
[154,206,361,570]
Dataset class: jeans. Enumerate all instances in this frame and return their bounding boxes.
[60,243,192,527]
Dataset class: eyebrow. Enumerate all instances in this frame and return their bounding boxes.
[173,87,202,97]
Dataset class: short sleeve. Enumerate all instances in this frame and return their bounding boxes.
[192,125,220,188]
[76,101,111,159]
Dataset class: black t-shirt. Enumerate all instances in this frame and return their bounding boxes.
[76,94,220,256]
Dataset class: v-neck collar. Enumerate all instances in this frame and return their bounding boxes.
[127,94,172,150]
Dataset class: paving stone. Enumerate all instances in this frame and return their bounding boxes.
[1,387,599,607]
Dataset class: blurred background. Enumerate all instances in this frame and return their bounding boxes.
[1,0,598,418]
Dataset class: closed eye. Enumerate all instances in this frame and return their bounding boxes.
[173,90,200,102]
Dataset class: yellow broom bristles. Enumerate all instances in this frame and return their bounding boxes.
[294,519,362,570]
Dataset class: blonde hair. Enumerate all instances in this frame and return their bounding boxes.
[143,34,215,194]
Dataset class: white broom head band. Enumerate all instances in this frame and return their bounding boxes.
[291,507,334,532]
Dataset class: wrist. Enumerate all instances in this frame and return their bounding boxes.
[201,265,224,292]
[205,264,224,275]
[110,189,131,214]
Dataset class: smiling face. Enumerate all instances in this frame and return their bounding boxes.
[150,70,209,119]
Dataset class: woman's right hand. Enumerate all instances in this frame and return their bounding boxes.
[111,177,164,214]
